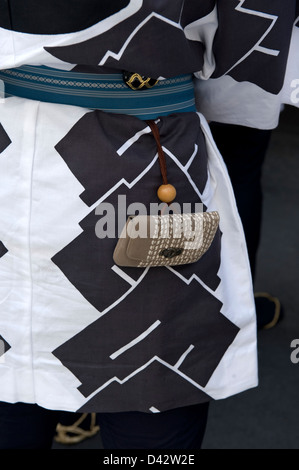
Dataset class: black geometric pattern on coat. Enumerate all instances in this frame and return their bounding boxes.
[0,241,8,259]
[44,0,298,93]
[0,335,11,357]
[52,111,220,314]
[0,0,130,34]
[0,243,10,360]
[45,0,209,78]
[51,110,232,406]
[78,360,212,413]
[52,199,147,314]
[212,0,296,94]
[54,111,209,207]
[53,266,239,401]
[180,0,216,27]
[0,123,11,154]
[52,187,221,317]
[55,111,157,207]
[171,228,222,292]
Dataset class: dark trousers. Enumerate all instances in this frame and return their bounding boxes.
[210,123,272,279]
[0,401,209,449]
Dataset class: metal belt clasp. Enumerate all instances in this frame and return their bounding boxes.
[123,71,159,91]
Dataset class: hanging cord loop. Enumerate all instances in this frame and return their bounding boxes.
[146,120,177,204]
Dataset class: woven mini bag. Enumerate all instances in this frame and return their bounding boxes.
[113,120,220,268]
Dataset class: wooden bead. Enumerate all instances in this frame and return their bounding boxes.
[157,184,177,203]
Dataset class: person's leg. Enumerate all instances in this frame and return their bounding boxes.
[98,402,209,450]
[210,123,282,329]
[210,122,272,279]
[0,401,61,449]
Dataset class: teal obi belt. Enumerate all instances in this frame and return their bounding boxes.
[0,65,196,120]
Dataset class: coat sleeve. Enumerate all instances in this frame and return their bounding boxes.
[195,1,299,129]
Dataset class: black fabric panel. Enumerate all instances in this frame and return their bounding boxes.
[51,109,232,411]
[54,266,238,401]
[78,361,212,413]
[0,123,11,154]
[45,0,204,77]
[171,229,222,292]
[54,111,155,208]
[0,0,12,29]
[0,241,8,259]
[52,111,210,313]
[54,112,207,208]
[0,335,11,356]
[103,18,204,79]
[0,0,129,33]
[212,0,296,94]
[180,0,215,28]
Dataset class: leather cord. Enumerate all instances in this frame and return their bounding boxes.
[146,120,168,186]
